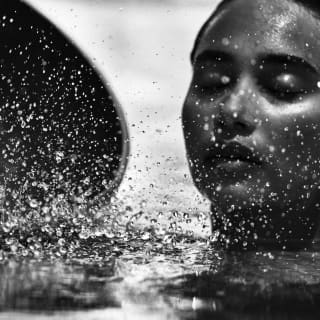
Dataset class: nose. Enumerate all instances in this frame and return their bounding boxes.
[214,76,257,140]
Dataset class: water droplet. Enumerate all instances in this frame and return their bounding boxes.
[222,37,230,46]
[141,232,151,240]
[29,199,39,208]
[269,145,275,152]
[221,75,230,84]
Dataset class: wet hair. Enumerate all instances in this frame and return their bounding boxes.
[191,0,320,62]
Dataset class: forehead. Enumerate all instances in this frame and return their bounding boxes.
[195,0,320,68]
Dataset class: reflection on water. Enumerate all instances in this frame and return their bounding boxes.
[0,256,119,311]
[1,238,320,319]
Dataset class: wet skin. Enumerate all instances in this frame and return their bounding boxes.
[183,0,320,245]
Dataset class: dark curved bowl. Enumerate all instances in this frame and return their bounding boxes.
[0,0,129,208]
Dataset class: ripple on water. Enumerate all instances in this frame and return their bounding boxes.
[1,201,320,319]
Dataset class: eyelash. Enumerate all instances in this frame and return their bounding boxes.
[193,71,318,102]
[260,87,305,102]
[193,72,234,93]
[258,73,316,102]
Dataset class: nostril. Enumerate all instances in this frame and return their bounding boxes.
[234,121,247,131]
[214,112,255,139]
[234,121,254,136]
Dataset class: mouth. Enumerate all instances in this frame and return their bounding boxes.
[203,141,263,168]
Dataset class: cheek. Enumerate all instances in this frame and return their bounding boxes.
[183,98,214,141]
[265,110,320,161]
[264,117,320,195]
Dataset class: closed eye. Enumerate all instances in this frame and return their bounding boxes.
[191,53,320,101]
[192,61,236,95]
[257,62,319,102]
[191,50,237,96]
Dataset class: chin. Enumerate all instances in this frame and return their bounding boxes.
[206,181,266,211]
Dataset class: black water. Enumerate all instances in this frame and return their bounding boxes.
[1,236,320,319]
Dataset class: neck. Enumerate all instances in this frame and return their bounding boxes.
[210,202,319,250]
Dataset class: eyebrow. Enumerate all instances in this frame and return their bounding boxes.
[192,50,319,75]
[259,53,319,73]
[191,50,234,65]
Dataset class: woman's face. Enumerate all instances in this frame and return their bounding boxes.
[183,0,320,235]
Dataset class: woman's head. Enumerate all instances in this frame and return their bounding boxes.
[183,0,320,246]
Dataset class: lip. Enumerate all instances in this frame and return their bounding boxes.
[203,141,263,168]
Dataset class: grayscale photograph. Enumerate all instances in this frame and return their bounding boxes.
[1,0,320,319]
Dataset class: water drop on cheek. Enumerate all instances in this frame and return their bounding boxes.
[221,75,230,84]
[222,37,230,46]
[203,123,209,131]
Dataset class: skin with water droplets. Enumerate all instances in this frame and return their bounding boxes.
[183,0,320,246]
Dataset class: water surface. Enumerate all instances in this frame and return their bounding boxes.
[1,234,320,320]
